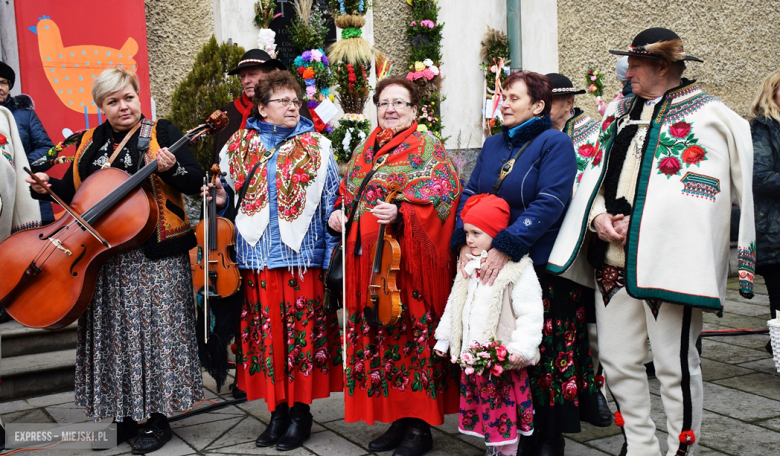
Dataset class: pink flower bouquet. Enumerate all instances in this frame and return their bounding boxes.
[453,337,512,377]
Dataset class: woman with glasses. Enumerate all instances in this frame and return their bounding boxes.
[328,76,462,456]
[207,70,342,451]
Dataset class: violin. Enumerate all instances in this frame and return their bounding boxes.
[0,111,229,329]
[193,164,241,342]
[364,181,404,327]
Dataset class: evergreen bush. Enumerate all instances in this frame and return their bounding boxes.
[168,36,245,171]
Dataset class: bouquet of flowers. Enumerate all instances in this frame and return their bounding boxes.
[292,49,335,133]
[254,0,282,57]
[453,337,511,377]
[329,113,370,163]
[406,58,440,83]
[586,67,605,97]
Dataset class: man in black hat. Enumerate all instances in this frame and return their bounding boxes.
[210,49,310,165]
[546,72,614,430]
[547,28,755,455]
[0,61,55,223]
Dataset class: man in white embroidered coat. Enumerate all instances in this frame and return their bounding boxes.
[547,28,755,456]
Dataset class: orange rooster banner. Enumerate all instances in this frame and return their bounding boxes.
[14,0,152,175]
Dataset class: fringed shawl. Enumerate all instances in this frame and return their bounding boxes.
[338,123,462,316]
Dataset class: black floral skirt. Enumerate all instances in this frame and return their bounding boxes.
[526,268,599,434]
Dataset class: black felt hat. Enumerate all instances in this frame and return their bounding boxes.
[0,61,15,89]
[609,28,703,63]
[546,73,586,95]
[228,49,286,75]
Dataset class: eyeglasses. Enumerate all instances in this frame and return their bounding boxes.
[268,98,303,108]
[377,100,413,110]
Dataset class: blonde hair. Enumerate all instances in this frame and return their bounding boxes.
[750,71,780,123]
[92,67,140,107]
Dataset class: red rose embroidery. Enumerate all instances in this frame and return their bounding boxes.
[592,150,603,166]
[578,143,597,158]
[562,377,579,401]
[669,121,691,138]
[659,156,681,176]
[554,351,574,373]
[602,116,615,131]
[0,134,7,146]
[682,145,706,165]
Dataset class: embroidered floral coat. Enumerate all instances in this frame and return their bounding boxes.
[564,108,601,194]
[547,80,756,312]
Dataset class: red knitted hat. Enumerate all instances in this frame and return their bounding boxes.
[461,194,510,238]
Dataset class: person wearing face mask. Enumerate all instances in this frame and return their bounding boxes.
[206,69,342,452]
[327,76,462,456]
[450,71,599,456]
[25,66,205,454]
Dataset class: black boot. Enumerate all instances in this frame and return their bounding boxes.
[276,403,312,451]
[516,431,538,456]
[131,414,172,454]
[393,419,433,456]
[369,418,410,451]
[256,403,290,447]
[618,440,628,456]
[587,390,613,427]
[533,432,564,456]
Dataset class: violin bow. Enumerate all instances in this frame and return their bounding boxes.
[202,176,209,344]
[24,167,111,248]
[342,195,347,372]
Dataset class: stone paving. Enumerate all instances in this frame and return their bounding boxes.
[1,277,779,456]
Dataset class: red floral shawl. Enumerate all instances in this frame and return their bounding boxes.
[336,123,461,316]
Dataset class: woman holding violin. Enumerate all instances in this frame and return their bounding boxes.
[328,76,462,456]
[26,67,204,454]
[207,70,342,451]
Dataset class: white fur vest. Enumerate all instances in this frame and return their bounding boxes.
[434,254,544,366]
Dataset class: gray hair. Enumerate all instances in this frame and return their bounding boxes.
[92,67,139,107]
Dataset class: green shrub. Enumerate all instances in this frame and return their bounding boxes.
[167,36,245,171]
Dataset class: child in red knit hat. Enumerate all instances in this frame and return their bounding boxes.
[434,194,544,455]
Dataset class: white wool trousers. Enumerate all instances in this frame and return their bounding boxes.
[595,284,703,456]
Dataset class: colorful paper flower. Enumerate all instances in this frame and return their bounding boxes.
[414,61,425,72]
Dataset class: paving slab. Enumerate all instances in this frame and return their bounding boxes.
[206,416,263,450]
[44,404,93,423]
[712,371,780,402]
[737,357,780,375]
[309,391,346,423]
[756,417,780,432]
[701,339,771,365]
[303,430,367,456]
[726,289,770,306]
[562,438,612,455]
[0,399,33,415]
[699,410,780,456]
[717,300,772,317]
[1,407,54,423]
[703,333,772,351]
[321,418,388,450]
[170,410,245,429]
[205,441,314,455]
[700,357,755,381]
[702,312,770,330]
[173,415,242,451]
[25,391,75,408]
[702,382,780,421]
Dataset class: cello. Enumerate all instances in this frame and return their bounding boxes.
[0,111,228,329]
[193,164,241,342]
[364,181,404,327]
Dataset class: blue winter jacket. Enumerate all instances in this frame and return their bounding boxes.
[220,116,340,271]
[450,115,577,266]
[2,94,55,222]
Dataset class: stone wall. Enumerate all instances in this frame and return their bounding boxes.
[557,0,778,120]
[145,0,213,118]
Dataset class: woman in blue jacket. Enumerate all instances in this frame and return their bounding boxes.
[209,70,341,451]
[450,71,598,456]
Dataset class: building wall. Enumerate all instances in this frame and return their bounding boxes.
[145,0,213,118]
[372,0,413,79]
[557,0,778,120]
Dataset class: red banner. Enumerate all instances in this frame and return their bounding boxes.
[14,0,152,180]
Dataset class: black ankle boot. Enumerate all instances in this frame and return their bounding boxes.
[256,403,290,447]
[276,404,312,451]
[131,414,172,455]
[587,390,613,427]
[393,419,433,456]
[533,432,564,456]
[369,418,410,451]
[516,431,538,456]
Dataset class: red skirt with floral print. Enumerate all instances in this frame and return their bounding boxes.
[344,289,460,425]
[236,268,343,410]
